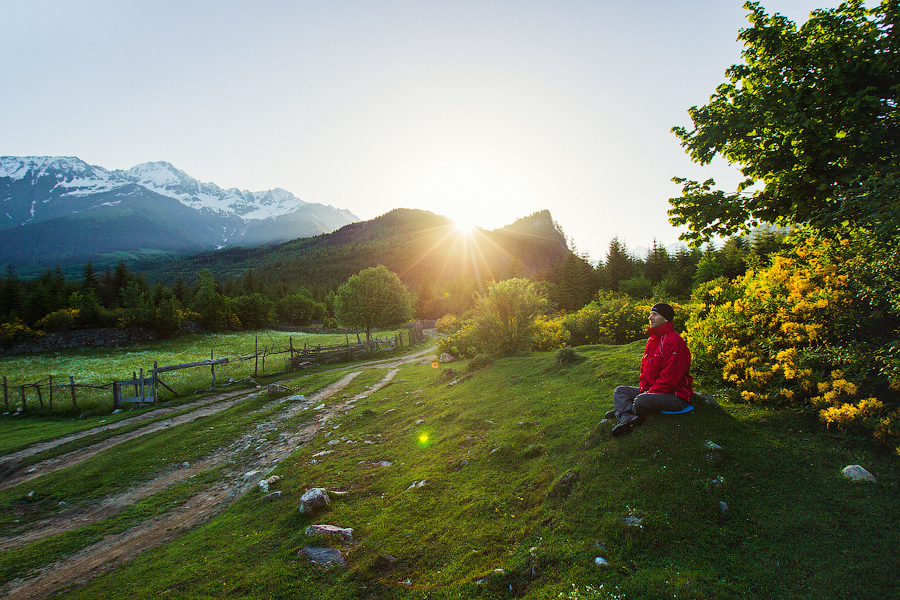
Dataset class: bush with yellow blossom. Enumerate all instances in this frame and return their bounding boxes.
[686,229,900,456]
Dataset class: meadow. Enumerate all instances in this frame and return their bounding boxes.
[0,341,896,599]
[0,329,403,454]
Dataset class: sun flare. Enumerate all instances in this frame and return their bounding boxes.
[452,218,477,235]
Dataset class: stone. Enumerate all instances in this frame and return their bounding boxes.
[268,384,289,393]
[299,545,345,567]
[261,491,283,502]
[842,465,877,483]
[440,353,455,363]
[694,391,720,407]
[258,480,270,493]
[704,440,723,451]
[298,488,332,514]
[305,523,354,543]
[594,557,610,567]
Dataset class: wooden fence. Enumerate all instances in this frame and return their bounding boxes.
[4,327,422,414]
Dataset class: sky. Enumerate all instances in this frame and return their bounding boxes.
[1,0,850,262]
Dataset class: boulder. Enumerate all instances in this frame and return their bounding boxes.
[842,465,877,483]
[305,523,354,543]
[268,383,289,393]
[299,545,345,567]
[298,488,331,514]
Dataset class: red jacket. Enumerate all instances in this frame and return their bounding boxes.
[639,321,693,401]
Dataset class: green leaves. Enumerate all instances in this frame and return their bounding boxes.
[671,0,899,245]
[334,265,413,341]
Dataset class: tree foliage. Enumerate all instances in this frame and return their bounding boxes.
[438,278,548,357]
[671,0,900,243]
[334,265,412,341]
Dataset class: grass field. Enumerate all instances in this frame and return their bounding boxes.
[0,328,403,420]
[1,341,897,599]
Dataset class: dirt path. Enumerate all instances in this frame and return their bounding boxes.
[0,344,436,600]
[0,390,259,493]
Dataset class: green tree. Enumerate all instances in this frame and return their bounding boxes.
[0,265,23,320]
[693,246,725,287]
[334,265,412,342]
[643,240,672,286]
[600,237,635,292]
[276,293,325,325]
[191,270,234,332]
[467,278,548,356]
[121,281,152,326]
[671,1,900,243]
[719,237,748,280]
[619,275,653,299]
[232,293,276,330]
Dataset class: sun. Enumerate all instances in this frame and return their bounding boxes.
[452,217,477,235]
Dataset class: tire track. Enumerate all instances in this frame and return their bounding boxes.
[0,354,425,600]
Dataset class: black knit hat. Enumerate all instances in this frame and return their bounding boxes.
[650,302,675,322]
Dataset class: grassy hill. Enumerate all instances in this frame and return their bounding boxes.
[0,342,897,599]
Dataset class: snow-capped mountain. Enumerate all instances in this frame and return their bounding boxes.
[0,156,359,267]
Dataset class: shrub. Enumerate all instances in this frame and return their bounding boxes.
[0,318,42,345]
[532,314,570,351]
[35,308,79,332]
[437,279,548,357]
[596,296,650,345]
[563,302,604,346]
[436,313,462,334]
[555,346,585,366]
[686,230,900,453]
[275,293,325,325]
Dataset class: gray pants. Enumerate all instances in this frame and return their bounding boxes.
[613,386,689,420]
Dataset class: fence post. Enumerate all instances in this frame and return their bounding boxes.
[113,382,120,410]
[211,350,216,388]
[70,376,77,411]
[153,361,159,403]
[2,376,7,412]
[255,337,259,377]
[48,374,53,411]
[20,385,26,411]
[36,382,43,408]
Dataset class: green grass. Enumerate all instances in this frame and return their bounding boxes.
[0,328,407,446]
[3,342,898,599]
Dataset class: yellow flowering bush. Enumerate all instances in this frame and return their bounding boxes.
[0,319,43,344]
[532,314,571,351]
[687,230,900,455]
[35,308,80,332]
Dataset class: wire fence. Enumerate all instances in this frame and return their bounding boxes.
[2,324,430,416]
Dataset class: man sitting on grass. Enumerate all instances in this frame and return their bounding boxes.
[607,302,693,437]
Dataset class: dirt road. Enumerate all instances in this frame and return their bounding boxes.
[0,345,436,600]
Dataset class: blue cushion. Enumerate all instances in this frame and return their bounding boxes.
[661,404,695,415]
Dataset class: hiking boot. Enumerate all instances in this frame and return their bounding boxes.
[611,415,644,437]
[605,409,617,420]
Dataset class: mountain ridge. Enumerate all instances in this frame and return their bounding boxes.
[0,156,358,268]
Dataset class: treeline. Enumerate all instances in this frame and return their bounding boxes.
[0,226,788,346]
[0,261,329,342]
[543,227,789,312]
